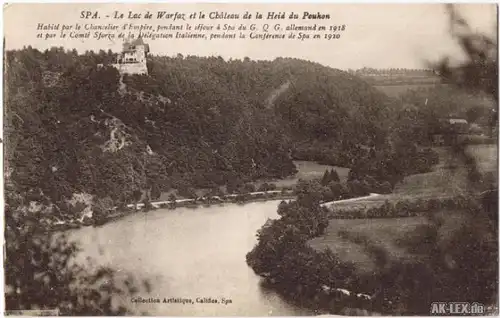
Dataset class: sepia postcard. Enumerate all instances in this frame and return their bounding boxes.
[3,2,499,316]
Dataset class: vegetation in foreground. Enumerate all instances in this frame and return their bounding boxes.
[4,4,497,315]
[247,5,498,315]
[4,183,149,315]
[247,185,497,315]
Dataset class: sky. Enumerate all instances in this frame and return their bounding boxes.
[4,3,498,69]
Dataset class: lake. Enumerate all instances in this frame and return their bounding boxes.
[69,200,313,316]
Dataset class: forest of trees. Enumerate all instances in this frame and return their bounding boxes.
[4,47,416,212]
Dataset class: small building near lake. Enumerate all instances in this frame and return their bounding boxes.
[431,118,470,146]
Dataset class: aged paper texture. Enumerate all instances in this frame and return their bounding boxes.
[3,3,499,316]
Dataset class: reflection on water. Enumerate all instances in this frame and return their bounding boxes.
[69,200,313,316]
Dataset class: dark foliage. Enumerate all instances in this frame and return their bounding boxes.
[330,196,478,219]
[360,4,499,314]
[247,9,498,309]
[4,185,147,314]
[320,169,339,186]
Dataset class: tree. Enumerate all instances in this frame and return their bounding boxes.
[4,186,147,314]
[167,193,177,209]
[368,5,499,313]
[258,183,270,192]
[208,186,225,197]
[329,169,340,182]
[320,170,331,186]
[465,105,486,123]
[243,183,256,193]
[168,193,177,202]
[378,181,393,194]
[176,187,197,199]
[92,196,114,224]
[150,183,161,201]
[226,179,244,194]
[435,5,497,103]
[328,181,345,200]
[131,189,143,210]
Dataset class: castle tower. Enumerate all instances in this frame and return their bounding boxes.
[112,36,150,75]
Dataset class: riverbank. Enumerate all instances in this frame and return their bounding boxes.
[49,191,388,233]
[128,190,294,209]
[47,159,351,233]
[48,190,297,232]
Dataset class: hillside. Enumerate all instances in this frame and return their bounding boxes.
[140,56,396,146]
[374,84,445,99]
[399,85,496,122]
[5,47,401,217]
[347,68,448,98]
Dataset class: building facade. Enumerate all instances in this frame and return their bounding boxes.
[431,118,470,145]
[111,37,150,75]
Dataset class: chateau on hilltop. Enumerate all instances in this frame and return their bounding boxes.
[111,36,150,75]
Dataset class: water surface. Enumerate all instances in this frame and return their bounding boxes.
[69,200,313,316]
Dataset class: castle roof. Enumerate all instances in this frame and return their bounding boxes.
[122,36,150,53]
[131,37,145,46]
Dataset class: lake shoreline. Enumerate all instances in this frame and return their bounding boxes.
[48,191,390,233]
[48,191,297,232]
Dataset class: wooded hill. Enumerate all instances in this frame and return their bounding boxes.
[5,47,404,209]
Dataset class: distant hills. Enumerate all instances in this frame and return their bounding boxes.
[348,68,439,83]
[5,48,493,210]
[348,67,436,75]
[5,48,398,207]
[347,68,443,98]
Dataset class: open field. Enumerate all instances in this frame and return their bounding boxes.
[329,144,497,211]
[310,144,497,273]
[252,160,350,189]
[309,211,469,273]
[467,144,498,173]
[158,160,351,200]
[309,216,428,272]
[374,83,444,98]
[394,144,497,197]
[328,169,463,210]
